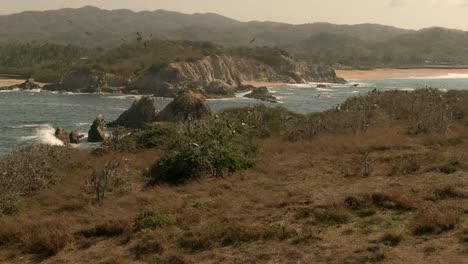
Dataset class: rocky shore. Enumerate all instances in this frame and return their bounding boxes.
[28,53,345,100]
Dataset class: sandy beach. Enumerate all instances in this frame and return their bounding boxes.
[0,78,27,86]
[336,68,468,80]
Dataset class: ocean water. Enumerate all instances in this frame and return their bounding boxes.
[1,76,468,155]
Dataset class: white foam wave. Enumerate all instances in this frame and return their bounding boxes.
[18,135,38,141]
[392,73,468,80]
[235,91,251,98]
[35,125,64,146]
[400,87,415,91]
[75,122,91,127]
[106,95,141,100]
[0,88,20,93]
[24,89,42,93]
[289,83,316,88]
[8,124,48,129]
[316,88,334,92]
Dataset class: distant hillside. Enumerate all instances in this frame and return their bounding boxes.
[294,27,468,67]
[3,6,468,67]
[0,6,410,48]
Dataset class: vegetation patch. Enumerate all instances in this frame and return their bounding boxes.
[412,206,463,235]
[133,210,171,232]
[0,145,73,195]
[0,192,19,216]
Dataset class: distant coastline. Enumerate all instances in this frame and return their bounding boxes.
[336,68,468,80]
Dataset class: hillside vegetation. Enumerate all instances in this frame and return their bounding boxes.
[0,40,310,83]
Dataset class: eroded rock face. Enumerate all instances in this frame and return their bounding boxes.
[108,96,158,129]
[88,115,106,142]
[244,87,278,103]
[127,54,346,96]
[156,89,211,122]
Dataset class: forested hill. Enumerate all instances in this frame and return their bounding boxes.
[3,6,468,67]
[0,6,409,48]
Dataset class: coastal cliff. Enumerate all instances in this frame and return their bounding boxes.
[127,54,345,97]
[41,42,345,97]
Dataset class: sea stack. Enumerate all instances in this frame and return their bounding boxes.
[107,96,158,129]
[156,89,211,122]
[88,114,106,142]
[244,87,278,103]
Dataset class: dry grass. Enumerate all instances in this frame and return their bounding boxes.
[2,93,468,262]
[412,205,464,235]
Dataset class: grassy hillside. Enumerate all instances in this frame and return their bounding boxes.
[295,28,468,67]
[0,6,410,48]
[1,89,468,263]
[0,43,89,82]
[0,40,304,82]
[3,7,468,69]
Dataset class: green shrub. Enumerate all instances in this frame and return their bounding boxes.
[133,210,170,232]
[0,192,19,216]
[151,142,253,185]
[150,118,256,185]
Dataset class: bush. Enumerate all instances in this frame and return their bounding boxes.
[0,192,19,216]
[21,220,72,256]
[150,118,256,185]
[0,145,72,195]
[133,210,170,232]
[87,158,130,204]
[412,206,463,235]
[380,233,402,246]
[371,193,414,211]
[79,219,131,238]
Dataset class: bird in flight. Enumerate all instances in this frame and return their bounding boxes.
[249,38,256,44]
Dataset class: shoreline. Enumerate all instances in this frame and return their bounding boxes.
[336,68,468,80]
[243,81,293,88]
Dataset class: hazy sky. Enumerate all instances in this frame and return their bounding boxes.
[2,0,468,30]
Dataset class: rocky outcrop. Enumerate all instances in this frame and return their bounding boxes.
[55,127,71,145]
[43,68,128,93]
[156,89,211,122]
[7,79,41,90]
[205,80,235,97]
[108,96,158,129]
[125,77,183,97]
[244,87,278,103]
[69,130,84,144]
[88,115,106,142]
[1,79,42,91]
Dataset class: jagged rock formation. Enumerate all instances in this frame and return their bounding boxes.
[88,115,106,142]
[156,89,211,122]
[244,87,278,103]
[108,96,158,129]
[1,79,42,91]
[43,68,128,93]
[128,54,345,97]
[69,130,84,144]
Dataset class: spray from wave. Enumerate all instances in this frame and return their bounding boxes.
[35,124,64,146]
